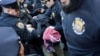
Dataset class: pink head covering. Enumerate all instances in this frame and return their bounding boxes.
[43,26,61,51]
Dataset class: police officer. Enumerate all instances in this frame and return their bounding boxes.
[44,0,68,55]
[60,0,100,56]
[23,0,43,16]
[0,0,44,56]
[0,0,37,42]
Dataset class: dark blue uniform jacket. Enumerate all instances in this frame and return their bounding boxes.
[0,12,34,42]
[61,0,100,56]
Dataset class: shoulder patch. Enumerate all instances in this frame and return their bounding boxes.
[72,17,85,35]
[16,22,24,29]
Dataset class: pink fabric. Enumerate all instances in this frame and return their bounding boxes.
[43,26,61,50]
[43,26,61,43]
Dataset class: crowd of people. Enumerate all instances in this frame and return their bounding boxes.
[0,0,100,56]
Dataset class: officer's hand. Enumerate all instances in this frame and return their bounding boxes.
[40,8,45,13]
[26,24,35,33]
[45,0,54,8]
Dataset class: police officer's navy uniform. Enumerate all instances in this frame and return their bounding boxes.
[0,0,41,42]
[0,0,45,56]
[0,27,19,56]
[61,0,100,56]
[0,12,33,42]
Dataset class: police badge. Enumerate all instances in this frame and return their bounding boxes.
[72,17,85,35]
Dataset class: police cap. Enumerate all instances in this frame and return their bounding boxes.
[0,0,16,6]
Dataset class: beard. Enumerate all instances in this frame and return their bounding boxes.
[61,0,83,13]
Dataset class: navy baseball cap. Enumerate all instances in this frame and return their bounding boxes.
[0,0,16,6]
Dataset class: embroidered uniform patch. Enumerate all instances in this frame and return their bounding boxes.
[16,22,24,29]
[72,17,85,35]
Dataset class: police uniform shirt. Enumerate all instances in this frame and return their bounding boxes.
[0,27,19,56]
[0,12,32,42]
[61,0,100,56]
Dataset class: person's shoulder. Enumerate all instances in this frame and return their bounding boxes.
[92,0,100,15]
[0,0,16,6]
